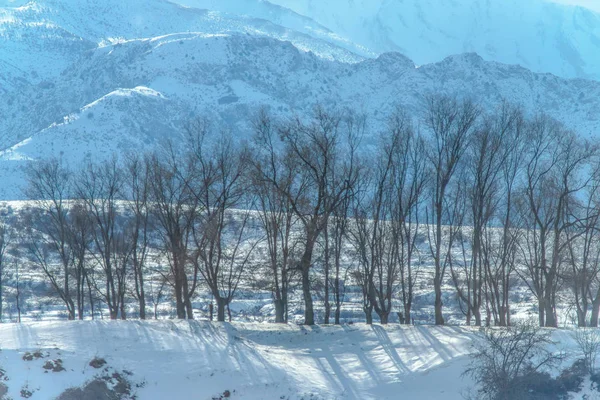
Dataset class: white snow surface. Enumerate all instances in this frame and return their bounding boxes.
[0,320,592,399]
[0,320,481,399]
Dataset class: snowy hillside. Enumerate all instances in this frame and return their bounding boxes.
[0,0,361,84]
[265,0,600,81]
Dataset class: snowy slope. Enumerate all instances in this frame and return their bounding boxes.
[266,0,600,80]
[172,0,376,58]
[0,0,362,84]
[0,320,479,400]
[1,86,180,163]
[0,1,95,83]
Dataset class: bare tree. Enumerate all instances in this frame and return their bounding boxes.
[68,201,93,319]
[187,128,259,322]
[24,158,77,319]
[147,149,198,319]
[251,110,298,323]
[517,117,596,327]
[349,111,426,325]
[390,110,429,326]
[76,157,127,320]
[321,114,363,324]
[124,155,152,319]
[254,106,362,325]
[0,219,12,321]
[450,104,518,326]
[565,159,600,327]
[424,95,480,325]
[328,185,353,324]
[488,105,526,326]
[349,144,395,324]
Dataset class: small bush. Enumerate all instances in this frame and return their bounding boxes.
[575,328,600,373]
[516,367,559,399]
[464,320,564,400]
[593,369,600,382]
[555,358,586,393]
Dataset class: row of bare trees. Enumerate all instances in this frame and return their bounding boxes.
[17,95,600,327]
[23,124,259,322]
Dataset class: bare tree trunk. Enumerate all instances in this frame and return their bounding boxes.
[301,257,315,326]
[591,298,600,327]
[274,299,285,323]
[216,297,226,322]
[379,311,389,324]
[323,224,331,324]
[365,305,373,325]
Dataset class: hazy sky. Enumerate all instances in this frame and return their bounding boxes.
[551,0,600,12]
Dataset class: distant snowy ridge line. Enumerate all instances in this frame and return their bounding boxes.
[262,0,600,81]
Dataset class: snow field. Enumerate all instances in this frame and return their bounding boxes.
[0,320,481,399]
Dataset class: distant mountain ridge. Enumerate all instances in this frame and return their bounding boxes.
[262,0,600,81]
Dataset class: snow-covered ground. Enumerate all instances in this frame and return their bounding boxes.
[0,320,480,399]
[0,320,595,399]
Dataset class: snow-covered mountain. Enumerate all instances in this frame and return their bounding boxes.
[2,0,600,199]
[264,0,600,81]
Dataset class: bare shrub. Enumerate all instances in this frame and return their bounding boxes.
[574,328,600,373]
[464,320,563,399]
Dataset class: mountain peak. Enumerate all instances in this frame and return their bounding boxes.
[441,53,485,66]
[376,52,415,69]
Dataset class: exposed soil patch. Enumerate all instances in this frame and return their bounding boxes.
[56,379,119,400]
[89,357,107,369]
[212,389,234,399]
[103,372,131,397]
[20,386,33,398]
[22,351,44,361]
[56,370,138,400]
[42,359,65,372]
